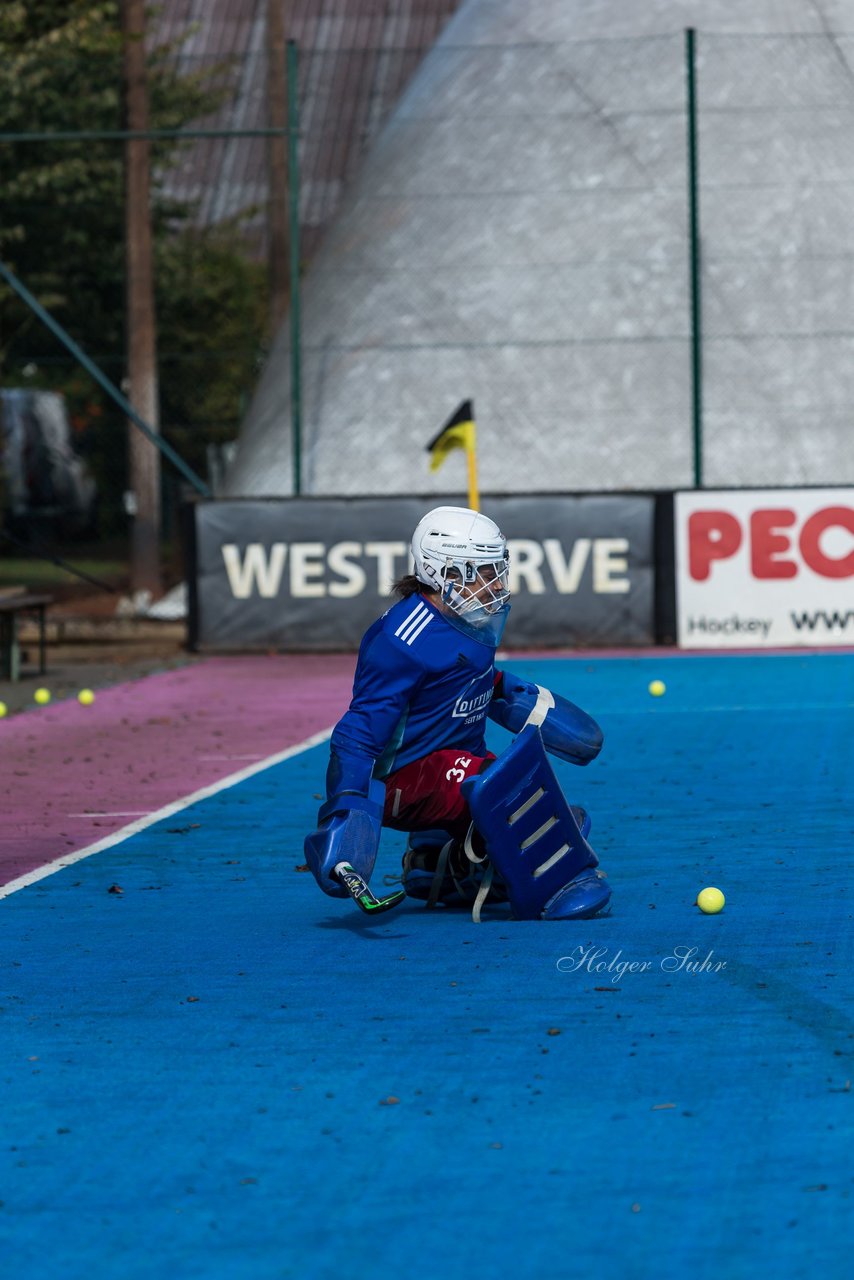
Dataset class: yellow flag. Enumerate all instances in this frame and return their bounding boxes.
[426,400,479,507]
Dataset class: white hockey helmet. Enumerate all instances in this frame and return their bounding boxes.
[411,506,510,644]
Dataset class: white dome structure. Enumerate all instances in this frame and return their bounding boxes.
[226,0,854,496]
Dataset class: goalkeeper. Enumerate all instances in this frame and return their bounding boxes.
[304,506,611,921]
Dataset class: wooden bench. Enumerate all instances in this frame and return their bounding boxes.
[0,591,53,681]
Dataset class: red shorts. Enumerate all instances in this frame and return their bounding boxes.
[382,749,495,836]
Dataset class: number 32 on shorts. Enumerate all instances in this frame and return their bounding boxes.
[445,756,472,783]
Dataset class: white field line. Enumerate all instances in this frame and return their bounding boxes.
[606,702,854,714]
[196,754,266,762]
[67,812,151,818]
[0,727,333,901]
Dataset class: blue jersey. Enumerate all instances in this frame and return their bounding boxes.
[331,593,500,778]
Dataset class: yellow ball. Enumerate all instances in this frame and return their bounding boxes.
[648,679,666,697]
[34,688,51,705]
[78,689,95,706]
[697,887,725,914]
[0,701,7,718]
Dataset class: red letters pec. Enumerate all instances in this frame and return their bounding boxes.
[688,505,854,581]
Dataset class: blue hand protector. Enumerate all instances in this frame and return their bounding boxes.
[488,671,603,765]
[304,750,385,897]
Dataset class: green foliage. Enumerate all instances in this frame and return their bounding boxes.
[0,1,269,529]
[0,0,228,352]
[156,223,269,477]
[0,3,125,352]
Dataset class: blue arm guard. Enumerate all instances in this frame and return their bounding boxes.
[488,671,603,766]
[303,750,385,897]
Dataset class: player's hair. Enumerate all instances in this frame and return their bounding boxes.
[392,573,438,599]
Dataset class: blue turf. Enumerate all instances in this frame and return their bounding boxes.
[1,654,853,1278]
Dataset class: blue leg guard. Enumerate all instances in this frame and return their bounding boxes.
[401,805,592,909]
[461,726,611,921]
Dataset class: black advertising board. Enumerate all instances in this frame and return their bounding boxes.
[187,495,655,650]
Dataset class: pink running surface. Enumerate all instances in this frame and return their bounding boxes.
[0,654,355,890]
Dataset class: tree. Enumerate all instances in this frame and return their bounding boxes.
[0,1,269,540]
[155,224,268,477]
[0,2,131,361]
[123,0,162,597]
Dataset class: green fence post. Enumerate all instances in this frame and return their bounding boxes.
[685,27,703,489]
[0,258,210,496]
[287,39,303,496]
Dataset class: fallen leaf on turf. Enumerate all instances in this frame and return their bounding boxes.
[294,864,310,872]
[547,1028,561,1036]
[651,1103,676,1110]
[107,884,123,895]
[380,1096,400,1106]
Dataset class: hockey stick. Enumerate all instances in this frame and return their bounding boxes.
[334,861,405,914]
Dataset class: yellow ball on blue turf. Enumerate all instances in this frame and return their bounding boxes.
[648,679,666,697]
[697,887,725,914]
[34,687,51,705]
[78,688,95,706]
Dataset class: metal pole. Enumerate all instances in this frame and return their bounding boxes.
[686,27,703,488]
[287,39,302,496]
[267,0,290,331]
[0,259,210,496]
[123,0,162,597]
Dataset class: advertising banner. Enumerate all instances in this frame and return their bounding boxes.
[675,489,854,648]
[188,494,656,651]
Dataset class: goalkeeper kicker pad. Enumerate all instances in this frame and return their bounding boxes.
[461,726,611,921]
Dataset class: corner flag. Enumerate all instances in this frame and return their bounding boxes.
[426,399,479,508]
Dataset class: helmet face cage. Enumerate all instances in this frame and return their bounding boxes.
[440,555,510,621]
[411,507,511,644]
